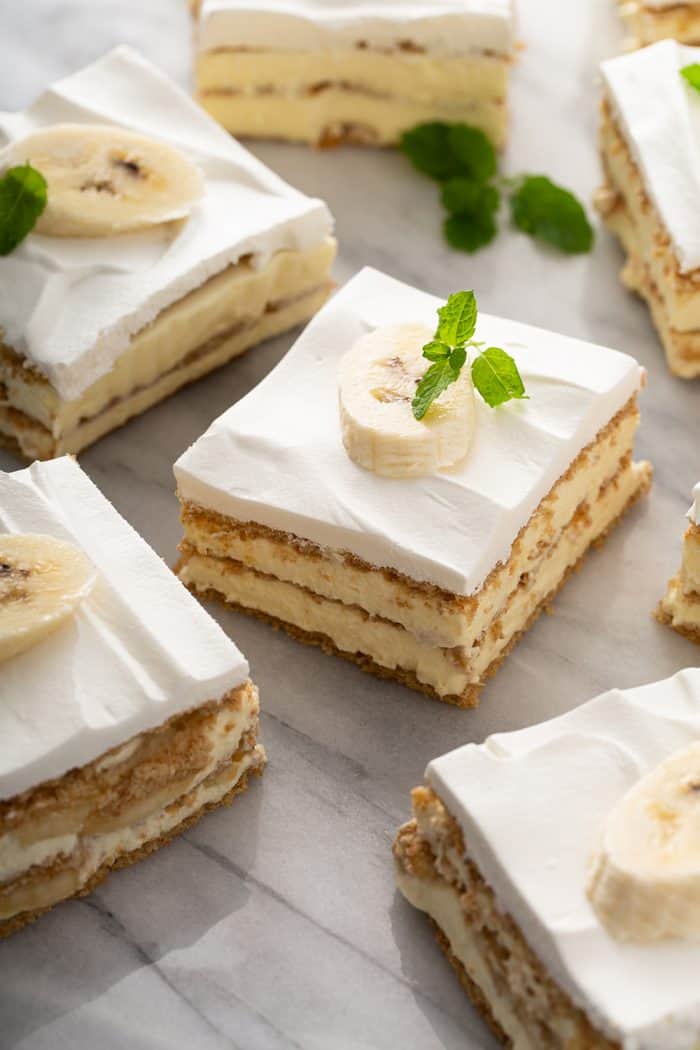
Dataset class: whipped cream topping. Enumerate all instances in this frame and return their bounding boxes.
[0,46,332,402]
[196,0,516,57]
[0,457,249,802]
[689,482,700,524]
[601,39,700,274]
[175,267,645,597]
[427,667,700,1050]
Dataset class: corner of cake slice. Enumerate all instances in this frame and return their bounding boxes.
[597,39,700,378]
[0,456,265,937]
[0,45,335,461]
[394,666,700,1047]
[617,0,700,47]
[174,267,652,709]
[192,0,516,147]
[656,482,700,642]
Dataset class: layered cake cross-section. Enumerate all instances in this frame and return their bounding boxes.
[617,0,700,47]
[0,456,265,936]
[175,268,651,708]
[657,482,700,641]
[0,46,335,460]
[395,667,700,1048]
[597,40,700,378]
[191,0,516,148]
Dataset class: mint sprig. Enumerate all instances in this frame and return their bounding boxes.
[399,121,593,256]
[0,164,47,256]
[681,63,700,92]
[412,291,528,420]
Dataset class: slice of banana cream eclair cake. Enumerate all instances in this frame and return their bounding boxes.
[175,268,652,709]
[394,667,700,1047]
[0,46,335,459]
[0,456,265,936]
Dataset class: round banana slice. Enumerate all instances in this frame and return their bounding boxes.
[5,123,204,237]
[587,740,700,942]
[338,323,476,479]
[0,533,97,664]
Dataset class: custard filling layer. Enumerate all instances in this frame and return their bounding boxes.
[180,458,649,699]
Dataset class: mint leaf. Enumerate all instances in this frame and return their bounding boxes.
[400,121,496,183]
[472,347,528,407]
[444,210,498,253]
[412,359,459,421]
[0,164,47,256]
[449,346,467,371]
[422,340,451,361]
[510,175,593,254]
[447,125,497,184]
[441,177,499,216]
[436,291,477,346]
[681,63,700,91]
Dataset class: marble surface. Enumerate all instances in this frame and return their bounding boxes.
[0,2,698,1048]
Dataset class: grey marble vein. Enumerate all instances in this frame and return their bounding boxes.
[1,0,699,1047]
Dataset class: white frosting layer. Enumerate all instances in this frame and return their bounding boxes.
[601,39,700,274]
[0,46,332,402]
[175,267,644,598]
[197,0,516,57]
[689,482,700,524]
[427,668,700,1050]
[0,457,249,802]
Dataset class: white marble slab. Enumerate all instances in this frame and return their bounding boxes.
[0,1,698,1047]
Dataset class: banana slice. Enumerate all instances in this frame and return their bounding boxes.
[0,534,97,664]
[5,123,204,237]
[587,740,700,942]
[339,323,475,479]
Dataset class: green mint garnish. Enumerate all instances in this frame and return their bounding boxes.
[412,291,528,420]
[510,175,593,254]
[681,64,700,91]
[0,164,47,256]
[399,120,593,256]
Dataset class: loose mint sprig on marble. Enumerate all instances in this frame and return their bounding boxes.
[400,122,593,255]
[412,290,527,420]
[0,164,47,256]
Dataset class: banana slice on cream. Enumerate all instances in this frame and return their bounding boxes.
[338,323,475,479]
[587,740,700,942]
[0,533,96,664]
[5,123,204,237]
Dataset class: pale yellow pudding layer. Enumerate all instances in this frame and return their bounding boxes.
[196,50,508,146]
[0,682,265,932]
[179,458,651,705]
[618,0,700,45]
[657,525,700,642]
[0,239,336,460]
[393,788,616,1048]
[180,402,641,650]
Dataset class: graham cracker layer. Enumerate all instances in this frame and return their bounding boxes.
[180,465,651,707]
[0,758,264,939]
[394,791,619,1048]
[617,0,700,46]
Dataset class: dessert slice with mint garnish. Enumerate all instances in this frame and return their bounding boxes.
[338,290,526,479]
[400,121,593,255]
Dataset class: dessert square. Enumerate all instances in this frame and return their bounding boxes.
[657,482,700,641]
[191,0,516,148]
[0,456,265,937]
[597,40,700,378]
[394,667,700,1048]
[0,46,335,460]
[175,267,651,708]
[617,0,700,47]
